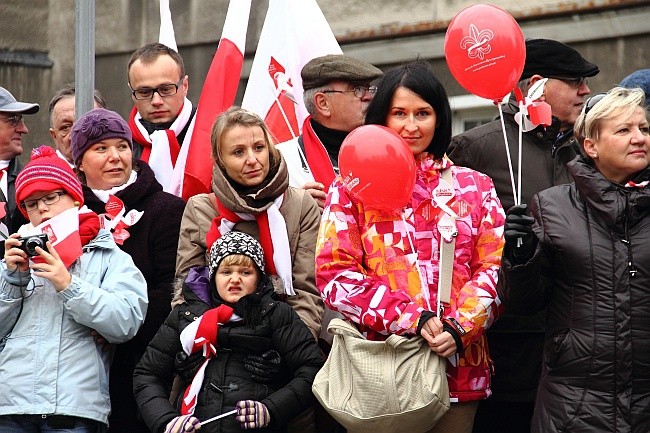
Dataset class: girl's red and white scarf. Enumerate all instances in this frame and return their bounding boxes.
[205,195,295,296]
[128,97,194,194]
[179,305,235,415]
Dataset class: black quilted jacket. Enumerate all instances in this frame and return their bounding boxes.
[133,267,324,433]
[498,156,650,432]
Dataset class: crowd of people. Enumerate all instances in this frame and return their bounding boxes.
[0,35,649,433]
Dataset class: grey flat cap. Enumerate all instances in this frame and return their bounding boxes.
[0,87,39,114]
[301,54,383,91]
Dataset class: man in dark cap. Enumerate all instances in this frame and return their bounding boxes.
[447,39,599,433]
[276,54,383,210]
[0,86,39,237]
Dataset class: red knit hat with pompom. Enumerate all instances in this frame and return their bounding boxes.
[15,145,84,217]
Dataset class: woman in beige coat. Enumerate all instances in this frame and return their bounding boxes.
[175,106,323,338]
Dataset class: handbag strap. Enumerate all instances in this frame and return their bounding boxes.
[438,167,455,310]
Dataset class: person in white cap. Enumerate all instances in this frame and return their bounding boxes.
[0,86,39,236]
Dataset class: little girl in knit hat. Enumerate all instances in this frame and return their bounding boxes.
[134,231,323,433]
[0,145,147,432]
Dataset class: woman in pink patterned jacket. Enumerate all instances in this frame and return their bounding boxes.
[315,62,505,433]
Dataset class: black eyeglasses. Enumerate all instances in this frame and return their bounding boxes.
[130,77,184,100]
[20,191,67,213]
[547,76,588,89]
[0,114,23,127]
[322,86,378,99]
[583,92,607,116]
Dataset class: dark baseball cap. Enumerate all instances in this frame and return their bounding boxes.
[520,39,599,81]
[301,54,383,91]
[0,87,39,114]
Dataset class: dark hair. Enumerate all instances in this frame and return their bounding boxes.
[127,42,185,83]
[365,62,452,159]
[48,84,107,126]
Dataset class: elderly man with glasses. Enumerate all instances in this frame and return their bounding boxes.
[126,42,195,195]
[276,54,383,211]
[0,86,39,238]
[447,39,599,433]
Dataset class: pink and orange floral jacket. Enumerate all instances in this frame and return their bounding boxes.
[315,155,505,402]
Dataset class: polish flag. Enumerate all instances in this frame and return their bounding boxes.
[159,0,252,200]
[22,207,82,268]
[158,0,178,52]
[241,0,342,143]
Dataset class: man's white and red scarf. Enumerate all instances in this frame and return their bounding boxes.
[205,195,295,296]
[128,97,194,195]
[179,305,235,415]
[301,116,336,187]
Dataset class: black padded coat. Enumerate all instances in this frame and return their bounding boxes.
[133,267,324,433]
[498,156,650,432]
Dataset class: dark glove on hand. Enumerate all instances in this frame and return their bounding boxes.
[505,204,537,264]
[175,351,204,382]
[244,350,281,384]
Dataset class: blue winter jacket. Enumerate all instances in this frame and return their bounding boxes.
[0,229,148,426]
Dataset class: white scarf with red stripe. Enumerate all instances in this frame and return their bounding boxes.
[179,305,237,415]
[206,195,295,296]
[129,98,194,194]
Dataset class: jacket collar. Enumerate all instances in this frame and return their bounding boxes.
[569,156,650,228]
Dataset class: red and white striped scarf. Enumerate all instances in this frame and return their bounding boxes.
[205,195,295,296]
[128,98,194,194]
[179,305,234,415]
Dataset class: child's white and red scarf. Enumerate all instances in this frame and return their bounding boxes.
[179,305,234,415]
[205,195,295,296]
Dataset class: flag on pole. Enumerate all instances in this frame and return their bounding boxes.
[171,0,252,200]
[241,0,342,143]
[158,0,178,51]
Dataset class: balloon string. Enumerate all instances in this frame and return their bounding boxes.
[516,107,525,248]
[497,103,518,207]
[401,211,432,311]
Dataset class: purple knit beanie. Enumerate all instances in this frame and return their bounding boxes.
[70,108,133,165]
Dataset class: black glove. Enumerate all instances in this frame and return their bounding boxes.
[244,350,281,383]
[505,204,537,264]
[174,351,204,382]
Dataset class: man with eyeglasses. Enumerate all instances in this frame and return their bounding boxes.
[447,38,599,433]
[276,54,383,211]
[0,86,39,238]
[49,84,107,167]
[127,42,195,194]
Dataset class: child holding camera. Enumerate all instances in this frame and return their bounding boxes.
[0,146,147,433]
[134,231,323,433]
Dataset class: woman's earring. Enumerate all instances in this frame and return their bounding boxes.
[74,201,81,207]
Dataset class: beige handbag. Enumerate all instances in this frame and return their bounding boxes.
[312,318,450,433]
[312,168,454,433]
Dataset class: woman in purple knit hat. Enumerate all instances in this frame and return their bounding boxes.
[71,108,186,433]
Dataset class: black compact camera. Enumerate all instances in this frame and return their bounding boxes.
[18,234,49,257]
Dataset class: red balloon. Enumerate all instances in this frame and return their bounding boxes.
[444,4,525,102]
[339,125,416,211]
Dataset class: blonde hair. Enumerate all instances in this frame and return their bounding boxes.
[219,254,256,271]
[575,87,648,146]
[210,106,280,169]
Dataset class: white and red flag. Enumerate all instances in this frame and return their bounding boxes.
[156,0,251,199]
[174,0,251,200]
[241,0,342,143]
[20,207,83,268]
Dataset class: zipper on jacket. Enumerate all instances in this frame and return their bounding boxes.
[209,382,239,393]
[622,201,638,278]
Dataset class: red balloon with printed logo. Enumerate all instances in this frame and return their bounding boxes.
[339,125,416,211]
[444,4,525,102]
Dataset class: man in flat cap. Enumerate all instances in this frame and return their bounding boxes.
[0,86,39,237]
[276,54,383,210]
[447,39,599,433]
